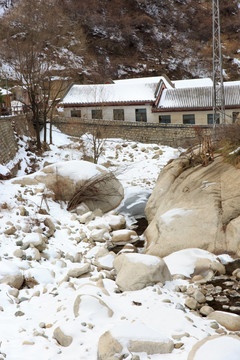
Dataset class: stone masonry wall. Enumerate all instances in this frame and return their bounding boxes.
[0,115,35,176]
[54,116,213,147]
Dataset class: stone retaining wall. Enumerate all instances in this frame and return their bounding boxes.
[0,115,35,176]
[54,116,213,147]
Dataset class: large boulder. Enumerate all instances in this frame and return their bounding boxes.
[113,253,172,291]
[187,335,240,360]
[144,154,240,257]
[98,322,174,360]
[207,311,240,331]
[12,160,124,213]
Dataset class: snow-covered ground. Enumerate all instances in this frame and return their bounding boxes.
[0,127,239,359]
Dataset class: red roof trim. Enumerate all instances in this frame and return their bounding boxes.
[62,101,154,108]
[152,105,240,113]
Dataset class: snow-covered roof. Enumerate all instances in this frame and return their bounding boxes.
[172,78,213,88]
[60,76,240,108]
[0,87,11,96]
[61,82,158,105]
[158,84,240,109]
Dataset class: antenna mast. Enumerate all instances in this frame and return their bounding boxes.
[212,0,225,125]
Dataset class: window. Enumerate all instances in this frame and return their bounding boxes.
[136,108,147,122]
[92,109,102,120]
[71,109,81,117]
[207,113,220,124]
[159,115,171,124]
[183,114,195,124]
[113,109,124,121]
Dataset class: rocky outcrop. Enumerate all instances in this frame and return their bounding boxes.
[145,154,240,257]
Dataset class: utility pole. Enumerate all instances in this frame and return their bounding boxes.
[212,0,225,126]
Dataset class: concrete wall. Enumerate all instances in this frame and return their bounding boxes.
[54,116,213,148]
[0,115,35,176]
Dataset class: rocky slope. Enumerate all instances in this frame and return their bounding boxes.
[0,0,239,82]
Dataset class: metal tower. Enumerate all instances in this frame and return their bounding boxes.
[212,0,225,125]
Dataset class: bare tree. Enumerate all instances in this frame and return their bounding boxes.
[0,0,79,149]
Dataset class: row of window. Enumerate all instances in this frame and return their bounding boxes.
[71,108,148,122]
[71,109,239,124]
[159,114,220,125]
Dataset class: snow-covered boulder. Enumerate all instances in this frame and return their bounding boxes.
[111,229,138,245]
[187,335,240,360]
[0,261,24,289]
[12,160,124,213]
[114,253,172,291]
[98,322,174,359]
[163,248,225,278]
[145,154,240,257]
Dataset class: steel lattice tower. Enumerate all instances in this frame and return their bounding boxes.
[212,0,225,125]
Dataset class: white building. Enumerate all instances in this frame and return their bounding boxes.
[59,75,240,125]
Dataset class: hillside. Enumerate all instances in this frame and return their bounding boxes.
[0,0,239,83]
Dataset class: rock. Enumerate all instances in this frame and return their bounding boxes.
[0,261,24,289]
[73,294,113,318]
[200,305,214,316]
[187,335,240,360]
[118,243,138,254]
[98,323,174,360]
[89,228,109,242]
[98,331,123,360]
[67,263,91,278]
[111,229,138,245]
[185,297,199,310]
[43,218,55,237]
[13,160,124,213]
[4,226,17,235]
[113,253,172,291]
[53,326,73,347]
[107,214,126,231]
[144,155,240,257]
[95,252,116,270]
[193,289,206,303]
[207,311,240,331]
[13,249,25,258]
[22,233,46,252]
[17,206,28,216]
[79,211,95,224]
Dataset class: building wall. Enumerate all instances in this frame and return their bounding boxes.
[62,105,240,125]
[153,109,240,125]
[54,116,213,148]
[63,104,156,123]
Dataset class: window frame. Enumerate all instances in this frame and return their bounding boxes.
[207,113,220,124]
[159,115,171,124]
[183,114,195,124]
[135,108,147,122]
[113,109,124,121]
[91,109,103,120]
[71,109,81,118]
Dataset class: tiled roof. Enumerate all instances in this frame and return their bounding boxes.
[158,85,240,109]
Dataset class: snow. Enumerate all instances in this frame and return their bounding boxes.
[0,125,238,360]
[173,78,213,88]
[164,248,219,277]
[160,208,193,226]
[193,336,240,360]
[123,253,161,267]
